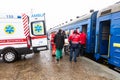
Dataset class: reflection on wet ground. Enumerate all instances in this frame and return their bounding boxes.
[0,50,120,80]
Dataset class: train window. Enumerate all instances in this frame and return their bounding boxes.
[100,9,111,16]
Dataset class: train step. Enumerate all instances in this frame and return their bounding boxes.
[101,55,109,59]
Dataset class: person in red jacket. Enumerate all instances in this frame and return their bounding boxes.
[68,30,80,62]
[79,31,86,56]
[50,32,56,56]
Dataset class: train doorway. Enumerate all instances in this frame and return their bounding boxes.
[82,24,87,34]
[81,24,87,52]
[99,20,110,58]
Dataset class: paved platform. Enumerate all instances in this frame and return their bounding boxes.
[0,50,120,80]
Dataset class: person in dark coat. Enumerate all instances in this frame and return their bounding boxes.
[54,29,65,62]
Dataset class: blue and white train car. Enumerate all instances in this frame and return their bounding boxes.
[61,11,98,55]
[95,2,120,67]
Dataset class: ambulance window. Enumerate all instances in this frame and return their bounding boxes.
[31,21,45,35]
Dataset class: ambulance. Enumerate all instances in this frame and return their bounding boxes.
[0,14,32,63]
[29,12,48,53]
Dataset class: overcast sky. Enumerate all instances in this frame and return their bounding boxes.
[0,0,120,30]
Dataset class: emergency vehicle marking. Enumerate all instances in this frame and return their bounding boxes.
[31,13,45,18]
[34,24,42,32]
[0,38,27,46]
[31,35,47,39]
[22,14,30,37]
[4,25,15,34]
[33,23,44,35]
[0,43,27,46]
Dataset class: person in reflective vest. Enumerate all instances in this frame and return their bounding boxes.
[68,30,80,62]
[79,31,86,56]
[50,32,56,56]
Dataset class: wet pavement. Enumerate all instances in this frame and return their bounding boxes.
[0,50,120,80]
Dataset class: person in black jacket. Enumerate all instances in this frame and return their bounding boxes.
[54,29,65,62]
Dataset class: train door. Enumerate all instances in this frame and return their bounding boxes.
[81,24,87,48]
[98,20,110,58]
[82,24,87,34]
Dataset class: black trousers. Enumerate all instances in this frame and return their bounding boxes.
[77,44,81,57]
[80,44,85,56]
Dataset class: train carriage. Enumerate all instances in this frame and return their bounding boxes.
[95,2,120,67]
[60,11,98,55]
[48,1,120,69]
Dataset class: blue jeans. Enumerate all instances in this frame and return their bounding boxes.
[69,44,79,62]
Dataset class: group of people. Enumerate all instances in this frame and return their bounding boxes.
[51,29,65,62]
[50,29,86,63]
[68,30,86,62]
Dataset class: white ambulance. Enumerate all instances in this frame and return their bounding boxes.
[29,13,48,53]
[0,14,32,63]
